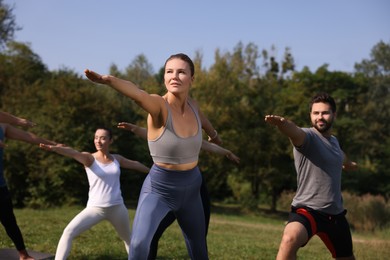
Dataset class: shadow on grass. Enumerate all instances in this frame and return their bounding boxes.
[76,250,189,260]
[154,254,190,260]
[124,200,138,210]
[77,255,126,260]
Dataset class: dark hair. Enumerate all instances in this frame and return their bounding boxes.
[309,92,337,113]
[164,53,195,77]
[96,127,113,140]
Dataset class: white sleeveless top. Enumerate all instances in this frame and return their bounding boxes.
[85,156,123,207]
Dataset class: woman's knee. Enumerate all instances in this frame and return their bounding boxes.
[62,225,79,239]
[130,237,150,259]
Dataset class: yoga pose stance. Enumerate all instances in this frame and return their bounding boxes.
[85,53,215,259]
[265,93,357,260]
[39,127,149,260]
[117,121,240,259]
[0,112,55,260]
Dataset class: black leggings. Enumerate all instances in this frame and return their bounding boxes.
[147,175,210,260]
[0,186,26,251]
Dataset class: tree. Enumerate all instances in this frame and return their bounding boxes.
[351,40,390,198]
[355,40,390,77]
[0,41,48,99]
[0,0,20,49]
[192,42,299,211]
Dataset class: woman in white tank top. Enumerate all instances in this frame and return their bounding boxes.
[39,127,149,259]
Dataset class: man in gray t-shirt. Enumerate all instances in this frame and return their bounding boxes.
[265,93,357,260]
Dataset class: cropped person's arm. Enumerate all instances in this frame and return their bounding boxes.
[0,111,35,127]
[3,124,56,146]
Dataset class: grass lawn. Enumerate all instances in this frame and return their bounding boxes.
[1,204,389,259]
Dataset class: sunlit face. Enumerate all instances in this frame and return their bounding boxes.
[164,58,194,94]
[94,129,112,151]
[310,102,335,134]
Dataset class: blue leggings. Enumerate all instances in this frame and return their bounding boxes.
[129,164,208,260]
[148,175,210,259]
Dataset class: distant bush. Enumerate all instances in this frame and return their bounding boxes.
[227,174,258,210]
[343,192,390,232]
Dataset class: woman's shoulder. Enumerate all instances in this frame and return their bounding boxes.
[111,154,124,164]
[83,152,97,166]
[150,94,165,101]
[111,154,120,160]
[150,94,168,111]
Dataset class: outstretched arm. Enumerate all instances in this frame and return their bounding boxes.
[114,154,150,173]
[117,122,147,140]
[189,98,222,145]
[201,112,222,145]
[39,143,94,167]
[264,115,306,147]
[201,141,240,164]
[0,111,35,128]
[2,123,56,146]
[342,151,358,171]
[84,70,165,128]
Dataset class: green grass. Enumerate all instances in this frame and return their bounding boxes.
[1,204,390,259]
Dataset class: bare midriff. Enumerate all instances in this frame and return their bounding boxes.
[155,160,198,171]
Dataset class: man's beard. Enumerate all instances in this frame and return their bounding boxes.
[313,119,333,133]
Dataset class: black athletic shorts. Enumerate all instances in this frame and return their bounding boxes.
[288,206,354,258]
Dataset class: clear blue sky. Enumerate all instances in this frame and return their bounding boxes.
[5,0,390,75]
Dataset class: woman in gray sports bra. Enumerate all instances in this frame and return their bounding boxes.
[118,121,240,259]
[85,53,215,260]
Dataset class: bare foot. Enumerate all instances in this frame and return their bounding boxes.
[19,249,35,260]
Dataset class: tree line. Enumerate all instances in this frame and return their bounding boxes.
[1,1,389,210]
